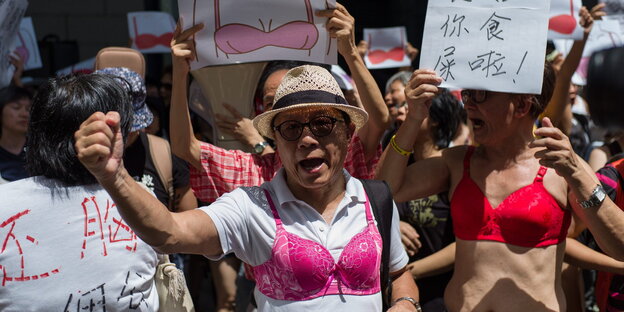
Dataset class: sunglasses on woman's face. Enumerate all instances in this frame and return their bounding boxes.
[273,116,344,141]
[461,90,489,104]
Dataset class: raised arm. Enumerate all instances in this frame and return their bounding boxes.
[318,3,390,160]
[75,111,222,257]
[542,6,599,134]
[169,22,204,170]
[533,117,624,261]
[375,70,450,202]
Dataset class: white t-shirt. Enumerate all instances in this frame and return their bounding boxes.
[201,169,408,312]
[0,177,159,311]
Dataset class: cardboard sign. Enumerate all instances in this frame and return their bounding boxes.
[177,0,337,69]
[0,0,28,88]
[127,11,176,54]
[9,17,42,70]
[548,0,583,40]
[363,27,411,69]
[55,57,96,76]
[420,0,550,94]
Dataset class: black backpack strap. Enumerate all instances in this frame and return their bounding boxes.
[361,179,394,311]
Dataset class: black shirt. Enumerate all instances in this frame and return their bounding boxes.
[398,192,455,309]
[123,133,190,210]
[0,145,27,182]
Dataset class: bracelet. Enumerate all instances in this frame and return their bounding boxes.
[390,134,413,156]
[393,297,422,312]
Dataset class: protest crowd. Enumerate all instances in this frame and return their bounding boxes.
[2,0,624,311]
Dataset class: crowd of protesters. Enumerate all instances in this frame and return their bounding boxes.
[1,2,624,312]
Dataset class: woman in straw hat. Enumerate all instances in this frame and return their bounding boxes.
[74,64,420,312]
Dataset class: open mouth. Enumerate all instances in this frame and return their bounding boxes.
[299,158,325,173]
[470,118,485,130]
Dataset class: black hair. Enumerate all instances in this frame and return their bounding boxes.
[428,90,466,149]
[530,61,556,118]
[26,74,134,186]
[586,47,624,129]
[256,61,331,98]
[0,86,32,130]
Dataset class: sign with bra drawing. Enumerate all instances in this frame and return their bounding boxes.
[363,27,411,69]
[177,0,337,69]
[9,17,43,71]
[548,0,583,40]
[554,19,624,85]
[127,12,176,54]
[420,0,550,94]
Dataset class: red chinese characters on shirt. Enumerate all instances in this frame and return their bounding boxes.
[81,196,137,259]
[0,210,60,286]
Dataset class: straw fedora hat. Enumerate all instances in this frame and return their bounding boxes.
[253,65,368,140]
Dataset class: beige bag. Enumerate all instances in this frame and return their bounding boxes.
[155,254,195,312]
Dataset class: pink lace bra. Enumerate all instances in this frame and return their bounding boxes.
[252,189,382,301]
[213,0,318,56]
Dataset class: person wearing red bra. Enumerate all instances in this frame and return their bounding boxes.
[376,63,591,311]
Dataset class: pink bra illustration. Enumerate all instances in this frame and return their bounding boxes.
[211,0,319,57]
[251,189,382,301]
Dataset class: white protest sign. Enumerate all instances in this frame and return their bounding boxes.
[9,17,42,70]
[363,27,410,69]
[128,12,176,54]
[177,0,336,69]
[548,0,583,40]
[420,0,550,94]
[0,0,28,88]
[55,57,96,76]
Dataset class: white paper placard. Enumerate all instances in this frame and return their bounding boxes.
[127,11,176,54]
[55,57,96,76]
[177,0,337,69]
[420,0,550,94]
[9,17,42,70]
[0,0,28,88]
[363,27,410,69]
[548,0,583,40]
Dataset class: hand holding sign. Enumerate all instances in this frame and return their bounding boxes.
[177,0,336,68]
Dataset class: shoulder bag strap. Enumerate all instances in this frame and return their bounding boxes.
[146,134,175,210]
[361,179,393,311]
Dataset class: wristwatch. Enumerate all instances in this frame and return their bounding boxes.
[392,297,422,312]
[253,141,269,154]
[578,184,607,209]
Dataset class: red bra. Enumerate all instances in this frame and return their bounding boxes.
[450,147,571,248]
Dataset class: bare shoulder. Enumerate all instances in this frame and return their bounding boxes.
[542,167,569,209]
[442,145,472,186]
[442,145,471,171]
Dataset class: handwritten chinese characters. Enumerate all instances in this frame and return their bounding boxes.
[420,0,550,93]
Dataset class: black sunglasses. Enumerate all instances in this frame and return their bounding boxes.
[273,116,344,141]
[461,90,489,104]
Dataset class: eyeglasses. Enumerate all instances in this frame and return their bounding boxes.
[273,116,344,141]
[461,90,488,104]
